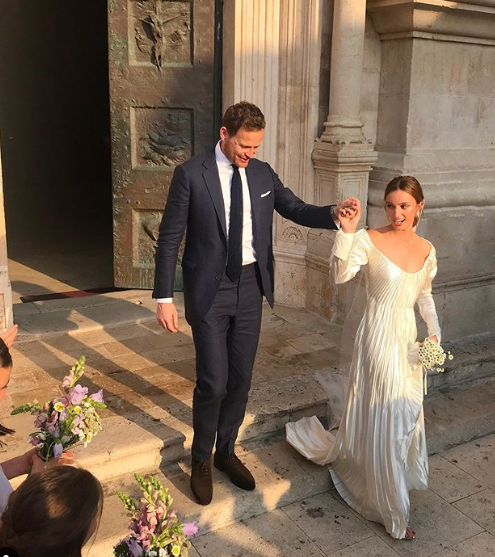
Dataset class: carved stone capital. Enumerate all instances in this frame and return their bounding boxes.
[312,139,377,172]
[367,0,495,45]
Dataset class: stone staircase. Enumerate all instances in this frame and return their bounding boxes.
[6,294,495,556]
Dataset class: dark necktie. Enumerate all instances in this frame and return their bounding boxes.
[226,164,243,281]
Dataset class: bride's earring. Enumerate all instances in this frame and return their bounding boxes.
[414,207,424,229]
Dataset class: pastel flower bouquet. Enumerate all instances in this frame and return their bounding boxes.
[11,356,106,461]
[114,474,198,557]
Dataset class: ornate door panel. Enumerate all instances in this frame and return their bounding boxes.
[108,0,216,288]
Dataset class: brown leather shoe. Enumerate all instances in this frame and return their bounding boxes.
[190,458,213,505]
[214,452,255,491]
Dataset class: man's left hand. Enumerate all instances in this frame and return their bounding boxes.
[335,197,360,217]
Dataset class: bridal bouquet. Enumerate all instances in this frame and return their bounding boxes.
[11,356,106,461]
[114,474,198,557]
[408,338,454,394]
[418,338,454,373]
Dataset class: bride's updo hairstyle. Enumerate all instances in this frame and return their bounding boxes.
[0,466,103,557]
[384,176,424,227]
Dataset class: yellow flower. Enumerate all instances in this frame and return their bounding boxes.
[54,402,65,412]
[171,545,181,556]
[448,354,454,360]
[86,432,93,443]
[74,406,82,415]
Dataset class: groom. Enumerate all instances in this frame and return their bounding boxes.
[153,101,358,505]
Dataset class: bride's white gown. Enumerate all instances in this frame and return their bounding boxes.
[286,229,441,539]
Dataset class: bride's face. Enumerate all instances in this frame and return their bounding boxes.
[385,190,423,231]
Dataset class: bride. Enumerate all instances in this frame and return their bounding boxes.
[287,176,441,540]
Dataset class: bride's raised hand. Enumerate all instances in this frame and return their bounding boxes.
[338,199,361,233]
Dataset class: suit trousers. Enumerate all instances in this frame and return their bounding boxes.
[191,262,263,462]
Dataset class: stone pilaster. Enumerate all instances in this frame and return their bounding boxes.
[222,0,281,167]
[223,0,326,307]
[307,0,377,320]
[272,0,324,306]
[367,0,495,341]
[0,130,13,330]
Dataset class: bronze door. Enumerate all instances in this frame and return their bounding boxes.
[108,0,217,288]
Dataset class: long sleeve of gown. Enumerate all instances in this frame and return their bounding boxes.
[330,229,370,284]
[417,247,441,343]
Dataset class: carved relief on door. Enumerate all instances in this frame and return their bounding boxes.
[109,0,216,289]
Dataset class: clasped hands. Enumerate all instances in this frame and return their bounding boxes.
[335,198,361,233]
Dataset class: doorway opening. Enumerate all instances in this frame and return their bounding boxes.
[0,1,113,305]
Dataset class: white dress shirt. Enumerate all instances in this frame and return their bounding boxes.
[157,142,256,304]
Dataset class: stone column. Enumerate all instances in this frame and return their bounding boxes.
[0,131,13,331]
[306,0,377,320]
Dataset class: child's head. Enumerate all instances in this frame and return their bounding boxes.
[0,466,103,557]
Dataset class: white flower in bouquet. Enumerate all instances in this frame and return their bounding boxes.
[418,338,454,373]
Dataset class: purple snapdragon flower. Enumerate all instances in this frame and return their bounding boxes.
[90,389,104,403]
[182,521,199,537]
[34,413,48,428]
[70,384,88,405]
[127,537,142,557]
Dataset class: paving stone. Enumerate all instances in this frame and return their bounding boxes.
[86,440,330,555]
[282,492,375,555]
[12,302,40,317]
[428,454,485,503]
[262,341,303,358]
[369,489,484,557]
[328,536,401,557]
[286,333,337,353]
[192,509,326,557]
[442,434,495,489]
[453,488,495,535]
[429,532,495,557]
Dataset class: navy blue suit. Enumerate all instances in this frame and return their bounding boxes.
[153,148,337,460]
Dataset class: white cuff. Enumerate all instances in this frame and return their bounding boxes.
[331,229,356,261]
[156,298,173,304]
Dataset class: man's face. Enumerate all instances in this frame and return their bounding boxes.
[219,126,264,168]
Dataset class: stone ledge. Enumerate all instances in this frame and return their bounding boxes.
[428,331,495,392]
[426,376,495,453]
[368,0,495,45]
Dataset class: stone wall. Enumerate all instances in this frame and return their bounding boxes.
[367,0,495,342]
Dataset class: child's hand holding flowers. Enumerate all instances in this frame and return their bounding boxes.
[11,356,106,461]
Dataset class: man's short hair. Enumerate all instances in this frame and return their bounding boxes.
[222,101,265,136]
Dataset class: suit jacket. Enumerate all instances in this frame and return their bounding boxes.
[152,148,337,325]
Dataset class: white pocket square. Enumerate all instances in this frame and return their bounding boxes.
[261,190,271,198]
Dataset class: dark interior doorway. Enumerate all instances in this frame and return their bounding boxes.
[0,1,113,302]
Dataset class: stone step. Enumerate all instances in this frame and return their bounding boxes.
[425,375,495,454]
[84,375,495,556]
[84,437,332,557]
[7,366,495,491]
[427,331,495,393]
[4,371,328,486]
